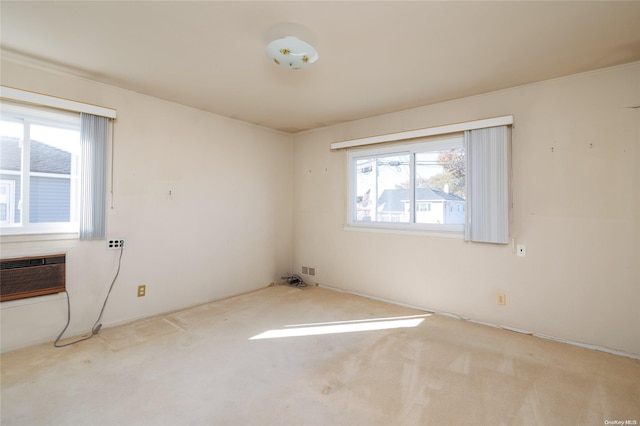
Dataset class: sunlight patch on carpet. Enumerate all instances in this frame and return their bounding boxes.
[250,314,430,340]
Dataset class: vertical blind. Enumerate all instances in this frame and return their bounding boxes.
[464,126,511,244]
[79,113,109,240]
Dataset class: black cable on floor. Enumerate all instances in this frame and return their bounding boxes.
[281,274,307,288]
[54,245,124,348]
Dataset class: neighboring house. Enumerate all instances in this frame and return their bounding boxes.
[367,187,465,224]
[0,136,73,224]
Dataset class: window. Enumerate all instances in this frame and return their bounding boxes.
[1,86,115,240]
[348,135,465,235]
[338,117,512,243]
[0,102,81,235]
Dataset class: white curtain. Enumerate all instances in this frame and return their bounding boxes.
[79,113,109,240]
[464,126,511,244]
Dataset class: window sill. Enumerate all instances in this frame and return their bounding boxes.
[1,225,79,237]
[0,233,78,260]
[1,232,78,244]
[344,224,463,239]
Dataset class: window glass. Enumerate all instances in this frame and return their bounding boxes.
[415,148,465,225]
[0,104,80,234]
[0,118,23,225]
[355,153,410,223]
[348,136,464,234]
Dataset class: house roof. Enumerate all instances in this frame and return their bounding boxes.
[377,188,464,212]
[1,137,71,175]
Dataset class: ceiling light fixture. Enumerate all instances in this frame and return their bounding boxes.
[266,36,318,69]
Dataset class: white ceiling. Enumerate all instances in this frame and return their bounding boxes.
[2,1,640,133]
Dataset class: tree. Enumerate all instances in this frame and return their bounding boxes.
[437,148,465,181]
[395,148,466,198]
[424,148,465,198]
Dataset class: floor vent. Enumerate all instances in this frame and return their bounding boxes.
[0,255,66,302]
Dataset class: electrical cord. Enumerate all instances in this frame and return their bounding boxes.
[281,274,308,288]
[54,244,124,348]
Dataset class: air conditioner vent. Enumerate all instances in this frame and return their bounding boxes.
[0,255,66,302]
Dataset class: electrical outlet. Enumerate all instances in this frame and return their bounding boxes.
[301,266,308,274]
[517,244,526,257]
[107,239,125,249]
[137,285,146,297]
[497,293,506,306]
[308,267,316,276]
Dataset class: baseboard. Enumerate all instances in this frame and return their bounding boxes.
[317,284,640,360]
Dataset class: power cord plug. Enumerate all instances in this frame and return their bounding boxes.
[54,245,123,348]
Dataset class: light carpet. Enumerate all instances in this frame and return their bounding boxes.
[2,285,639,425]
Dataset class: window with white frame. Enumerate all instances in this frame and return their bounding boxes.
[348,135,465,235]
[0,101,81,235]
[338,116,512,243]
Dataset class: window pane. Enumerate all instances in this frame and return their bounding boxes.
[0,119,24,225]
[28,124,80,224]
[355,153,410,223]
[347,137,465,234]
[415,148,465,225]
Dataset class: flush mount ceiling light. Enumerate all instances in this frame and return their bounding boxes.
[266,36,318,69]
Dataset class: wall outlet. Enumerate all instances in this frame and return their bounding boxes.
[308,267,316,276]
[497,293,506,306]
[517,244,526,257]
[301,266,308,274]
[107,239,125,249]
[137,285,146,297]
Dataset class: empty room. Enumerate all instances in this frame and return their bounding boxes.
[1,1,639,425]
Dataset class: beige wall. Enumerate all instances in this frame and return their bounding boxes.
[292,62,640,356]
[0,59,294,352]
[2,58,638,357]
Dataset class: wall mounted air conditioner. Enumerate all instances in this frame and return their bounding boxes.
[0,255,66,302]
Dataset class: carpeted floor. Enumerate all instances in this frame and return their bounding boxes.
[2,285,639,425]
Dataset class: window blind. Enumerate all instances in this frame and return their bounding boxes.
[79,113,108,240]
[464,126,511,244]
